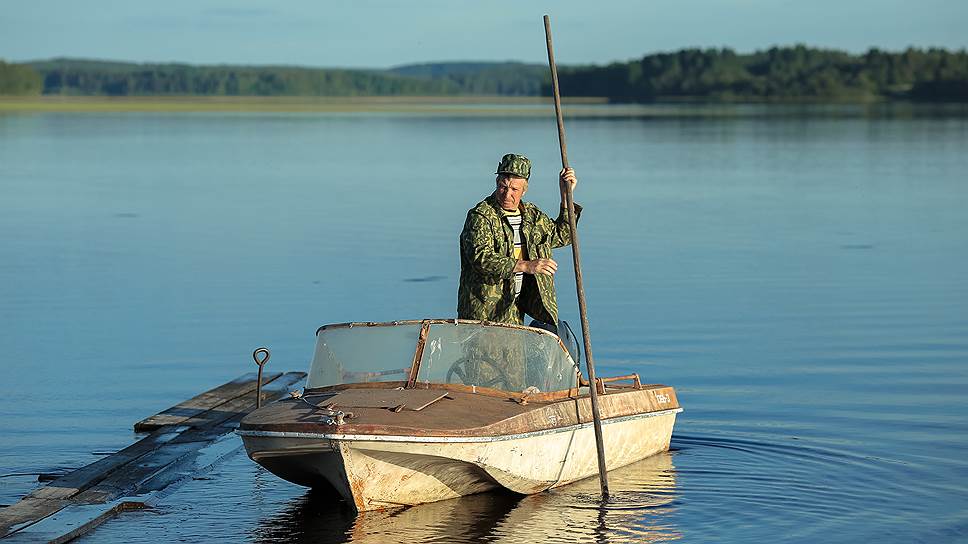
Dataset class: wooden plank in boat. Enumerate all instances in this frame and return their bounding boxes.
[411,393,449,411]
[133,371,282,432]
[320,389,450,410]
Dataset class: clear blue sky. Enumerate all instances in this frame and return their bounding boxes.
[2,0,966,67]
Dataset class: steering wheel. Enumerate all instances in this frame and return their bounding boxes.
[446,356,512,390]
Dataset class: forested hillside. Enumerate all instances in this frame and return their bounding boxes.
[387,62,547,95]
[1,46,966,101]
[0,60,43,95]
[25,59,461,96]
[555,46,968,101]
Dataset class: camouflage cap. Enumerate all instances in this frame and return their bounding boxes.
[495,153,531,180]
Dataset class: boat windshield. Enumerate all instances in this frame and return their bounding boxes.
[306,324,421,389]
[307,321,579,393]
[417,323,578,393]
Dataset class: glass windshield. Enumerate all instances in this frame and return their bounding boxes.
[417,323,578,393]
[306,324,420,388]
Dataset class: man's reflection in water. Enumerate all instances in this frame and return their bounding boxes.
[254,452,680,544]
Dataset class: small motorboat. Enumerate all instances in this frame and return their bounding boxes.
[238,319,682,512]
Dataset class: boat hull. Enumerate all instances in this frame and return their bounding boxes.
[240,408,680,511]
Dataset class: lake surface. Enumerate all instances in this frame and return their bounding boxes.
[2,105,967,542]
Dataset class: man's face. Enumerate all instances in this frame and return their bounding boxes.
[495,175,528,211]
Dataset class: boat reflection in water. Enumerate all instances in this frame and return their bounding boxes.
[253,451,679,544]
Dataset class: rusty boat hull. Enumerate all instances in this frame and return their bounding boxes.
[238,383,681,511]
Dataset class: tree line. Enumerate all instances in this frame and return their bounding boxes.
[555,46,968,102]
[1,46,966,101]
[25,59,461,96]
[0,60,43,95]
[9,59,548,98]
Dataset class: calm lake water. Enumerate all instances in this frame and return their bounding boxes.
[2,105,967,542]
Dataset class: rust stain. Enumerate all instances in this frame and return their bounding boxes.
[347,473,367,511]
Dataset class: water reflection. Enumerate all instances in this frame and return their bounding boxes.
[253,453,678,543]
[7,111,965,543]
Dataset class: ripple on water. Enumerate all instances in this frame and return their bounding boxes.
[78,425,967,544]
[668,433,964,542]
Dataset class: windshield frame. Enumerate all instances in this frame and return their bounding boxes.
[313,319,580,394]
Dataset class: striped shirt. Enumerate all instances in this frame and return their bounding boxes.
[503,209,524,296]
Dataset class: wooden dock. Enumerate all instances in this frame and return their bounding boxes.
[0,371,305,543]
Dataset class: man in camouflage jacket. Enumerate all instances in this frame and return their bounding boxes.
[458,153,581,326]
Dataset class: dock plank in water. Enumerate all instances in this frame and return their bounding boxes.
[132,371,282,432]
[0,371,305,541]
[72,375,301,506]
[4,500,145,544]
[26,426,185,502]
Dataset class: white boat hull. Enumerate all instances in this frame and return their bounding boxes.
[240,408,680,511]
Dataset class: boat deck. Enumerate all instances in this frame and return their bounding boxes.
[240,382,680,438]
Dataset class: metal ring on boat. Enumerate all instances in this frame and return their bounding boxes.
[252,347,271,408]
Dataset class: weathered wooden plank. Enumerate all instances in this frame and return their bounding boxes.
[0,499,69,539]
[171,372,301,430]
[136,432,243,496]
[133,371,282,432]
[0,371,305,541]
[23,426,184,501]
[70,372,305,506]
[28,370,284,503]
[71,442,206,504]
[11,434,248,543]
[4,500,145,544]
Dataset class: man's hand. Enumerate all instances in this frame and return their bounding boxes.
[559,167,578,205]
[514,258,558,275]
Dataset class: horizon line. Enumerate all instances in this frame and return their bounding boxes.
[12,43,968,72]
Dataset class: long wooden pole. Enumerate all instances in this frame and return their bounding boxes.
[543,14,610,498]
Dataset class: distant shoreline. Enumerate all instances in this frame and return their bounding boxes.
[5,48,965,103]
[0,95,605,114]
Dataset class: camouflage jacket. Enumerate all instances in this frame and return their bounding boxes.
[457,194,582,325]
